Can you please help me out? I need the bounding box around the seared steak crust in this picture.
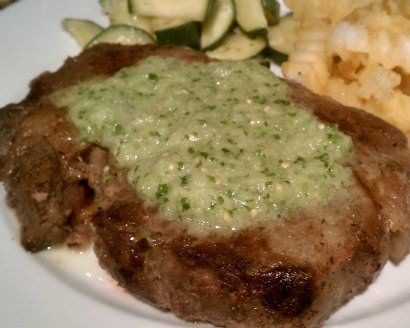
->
[0,44,409,327]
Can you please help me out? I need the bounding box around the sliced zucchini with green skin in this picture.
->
[267,14,299,55]
[85,24,155,49]
[201,0,235,51]
[150,17,191,32]
[264,48,288,65]
[62,18,103,47]
[100,0,152,33]
[234,0,267,38]
[261,0,280,25]
[131,0,215,22]
[155,22,200,49]
[206,28,266,60]
[100,0,130,23]
[99,0,114,12]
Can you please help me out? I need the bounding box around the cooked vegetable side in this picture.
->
[206,27,267,60]
[100,0,152,32]
[267,14,298,55]
[200,0,235,50]
[129,0,215,21]
[62,18,103,47]
[85,24,155,48]
[155,21,200,48]
[62,0,281,59]
[234,0,268,37]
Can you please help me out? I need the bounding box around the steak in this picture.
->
[0,44,409,327]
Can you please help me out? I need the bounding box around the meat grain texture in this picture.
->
[0,44,409,327]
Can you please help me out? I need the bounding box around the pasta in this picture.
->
[282,0,410,134]
[282,19,331,93]
[285,0,376,24]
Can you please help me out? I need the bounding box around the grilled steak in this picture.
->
[0,44,409,327]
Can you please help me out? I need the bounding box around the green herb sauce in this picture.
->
[52,57,353,232]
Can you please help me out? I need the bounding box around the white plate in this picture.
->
[0,1,409,327]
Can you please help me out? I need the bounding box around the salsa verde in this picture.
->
[52,57,353,232]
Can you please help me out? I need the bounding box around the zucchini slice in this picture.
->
[100,0,130,23]
[99,0,113,12]
[155,21,200,49]
[100,0,152,33]
[150,17,190,31]
[130,0,215,22]
[265,48,288,65]
[206,28,266,60]
[201,0,235,50]
[234,0,267,38]
[85,24,155,49]
[62,18,103,47]
[267,14,299,55]
[261,0,280,25]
